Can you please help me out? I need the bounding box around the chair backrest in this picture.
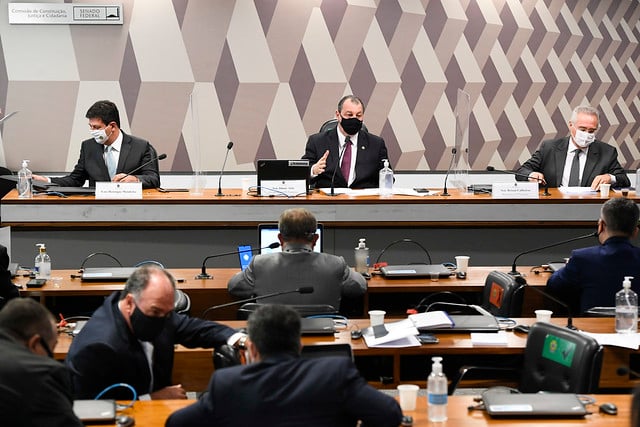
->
[237,303,337,320]
[519,322,603,393]
[481,271,525,317]
[318,118,368,133]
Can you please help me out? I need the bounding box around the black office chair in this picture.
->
[237,303,337,320]
[134,260,191,315]
[318,118,368,133]
[481,270,525,317]
[449,321,603,394]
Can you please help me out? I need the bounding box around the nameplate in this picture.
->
[260,179,307,197]
[492,182,539,199]
[9,3,123,25]
[95,182,142,199]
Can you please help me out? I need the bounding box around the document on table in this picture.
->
[580,331,640,350]
[558,187,598,195]
[362,319,421,348]
[470,331,509,346]
[408,311,453,329]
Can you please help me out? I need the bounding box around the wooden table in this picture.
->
[88,394,632,427]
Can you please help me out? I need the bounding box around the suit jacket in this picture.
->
[0,244,18,306]
[546,236,640,313]
[516,137,630,188]
[303,128,388,189]
[0,331,83,427]
[165,354,403,427]
[66,292,236,399]
[227,248,367,310]
[51,132,160,188]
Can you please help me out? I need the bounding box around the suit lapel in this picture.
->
[582,143,600,186]
[91,141,111,180]
[553,138,569,186]
[353,131,369,182]
[117,132,132,174]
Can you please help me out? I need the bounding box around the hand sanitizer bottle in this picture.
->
[354,238,369,274]
[428,356,448,422]
[35,243,51,279]
[17,160,33,199]
[615,276,637,333]
[379,159,393,197]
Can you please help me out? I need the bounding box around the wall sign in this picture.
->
[8,3,123,25]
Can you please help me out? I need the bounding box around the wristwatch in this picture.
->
[236,335,248,350]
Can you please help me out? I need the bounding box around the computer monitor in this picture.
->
[258,223,323,254]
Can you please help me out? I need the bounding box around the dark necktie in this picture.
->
[340,137,352,184]
[568,149,581,186]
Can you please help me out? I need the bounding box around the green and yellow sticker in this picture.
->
[541,334,576,367]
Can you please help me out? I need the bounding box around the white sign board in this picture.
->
[492,182,539,199]
[9,3,123,25]
[260,179,307,197]
[95,182,142,199]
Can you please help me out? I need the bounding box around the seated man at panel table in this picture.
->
[66,265,246,400]
[303,94,389,189]
[0,298,83,427]
[165,304,402,427]
[516,105,630,189]
[32,100,160,189]
[547,197,640,314]
[0,244,19,308]
[227,208,366,311]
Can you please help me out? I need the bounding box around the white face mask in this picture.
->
[573,129,595,148]
[90,128,108,144]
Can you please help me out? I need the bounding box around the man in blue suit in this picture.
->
[165,304,402,427]
[547,197,640,313]
[33,100,160,188]
[303,95,389,189]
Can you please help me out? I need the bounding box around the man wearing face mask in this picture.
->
[0,298,84,426]
[32,100,160,188]
[516,105,630,189]
[303,95,389,189]
[66,265,245,400]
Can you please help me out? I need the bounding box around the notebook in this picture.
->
[482,390,588,418]
[300,317,336,335]
[72,399,116,423]
[81,267,136,281]
[256,159,310,196]
[380,264,452,278]
[258,223,323,253]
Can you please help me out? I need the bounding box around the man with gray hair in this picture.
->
[516,105,629,189]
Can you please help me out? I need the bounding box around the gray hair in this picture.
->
[570,105,599,124]
[120,265,176,301]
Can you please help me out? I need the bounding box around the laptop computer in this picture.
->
[548,262,566,272]
[418,314,500,333]
[256,159,310,196]
[72,399,116,423]
[380,264,452,278]
[0,175,96,195]
[482,390,588,418]
[81,267,137,281]
[258,223,323,253]
[300,317,336,335]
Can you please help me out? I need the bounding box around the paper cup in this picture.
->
[535,309,553,323]
[455,255,470,273]
[241,177,252,194]
[599,183,610,197]
[397,384,419,411]
[368,310,386,326]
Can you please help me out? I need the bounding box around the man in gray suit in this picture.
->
[228,208,366,311]
[516,105,629,189]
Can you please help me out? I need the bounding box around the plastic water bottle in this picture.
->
[615,276,637,333]
[379,159,393,197]
[428,356,448,422]
[34,243,51,279]
[17,159,33,199]
[354,238,369,274]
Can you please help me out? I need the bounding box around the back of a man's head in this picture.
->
[247,304,301,358]
[278,208,317,243]
[601,197,639,236]
[0,298,55,343]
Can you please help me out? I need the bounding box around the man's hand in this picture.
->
[528,172,546,185]
[150,384,187,400]
[31,174,48,182]
[590,174,611,190]
[113,173,139,183]
[311,150,329,176]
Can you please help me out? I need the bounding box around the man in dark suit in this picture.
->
[516,105,629,189]
[0,298,83,427]
[547,197,640,313]
[0,244,19,308]
[303,95,389,189]
[165,304,403,427]
[228,208,366,311]
[66,265,245,400]
[33,100,160,188]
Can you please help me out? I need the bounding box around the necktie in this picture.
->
[340,137,352,184]
[568,149,581,186]
[105,145,116,179]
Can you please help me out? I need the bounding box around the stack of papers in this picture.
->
[580,332,640,350]
[470,331,508,346]
[362,319,421,348]
[408,311,453,329]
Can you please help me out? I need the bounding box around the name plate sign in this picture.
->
[492,182,539,199]
[260,179,307,197]
[9,3,123,25]
[95,182,142,199]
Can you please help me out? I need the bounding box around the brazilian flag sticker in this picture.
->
[541,334,576,367]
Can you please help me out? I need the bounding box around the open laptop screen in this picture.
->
[258,223,323,254]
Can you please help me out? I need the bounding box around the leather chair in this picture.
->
[134,260,191,315]
[318,118,368,133]
[237,303,337,320]
[481,270,525,317]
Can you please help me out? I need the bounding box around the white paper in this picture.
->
[362,319,420,347]
[471,331,508,346]
[580,331,640,350]
[95,182,142,199]
[558,187,598,195]
[392,187,439,197]
[408,311,453,329]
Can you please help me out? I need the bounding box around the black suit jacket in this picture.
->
[165,354,402,427]
[66,292,236,399]
[51,132,160,188]
[516,137,630,187]
[0,244,18,306]
[303,128,388,189]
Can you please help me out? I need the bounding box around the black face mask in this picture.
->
[40,338,54,358]
[130,305,168,342]
[339,116,363,135]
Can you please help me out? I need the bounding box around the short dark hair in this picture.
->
[247,304,301,358]
[0,298,56,344]
[601,197,639,236]
[86,100,121,128]
[278,208,317,243]
[337,95,365,113]
[120,265,176,301]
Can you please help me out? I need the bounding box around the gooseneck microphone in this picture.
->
[509,231,597,276]
[442,147,457,196]
[216,141,234,197]
[119,153,167,181]
[617,366,640,378]
[196,242,280,279]
[486,166,550,196]
[202,286,314,318]
[517,276,576,330]
[329,143,349,197]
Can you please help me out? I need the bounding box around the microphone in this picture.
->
[617,366,640,378]
[509,231,597,276]
[119,153,167,181]
[0,111,18,124]
[202,286,314,318]
[442,147,457,197]
[216,141,234,197]
[486,166,550,196]
[196,242,280,279]
[518,276,576,330]
[329,143,349,197]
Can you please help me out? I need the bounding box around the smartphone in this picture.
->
[238,245,253,271]
[26,278,47,288]
[413,188,431,194]
[417,333,439,344]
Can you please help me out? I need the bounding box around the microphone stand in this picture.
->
[519,276,577,330]
[329,142,349,197]
[486,166,550,196]
[442,147,457,196]
[201,286,314,318]
[196,242,279,279]
[119,153,167,181]
[216,141,234,197]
